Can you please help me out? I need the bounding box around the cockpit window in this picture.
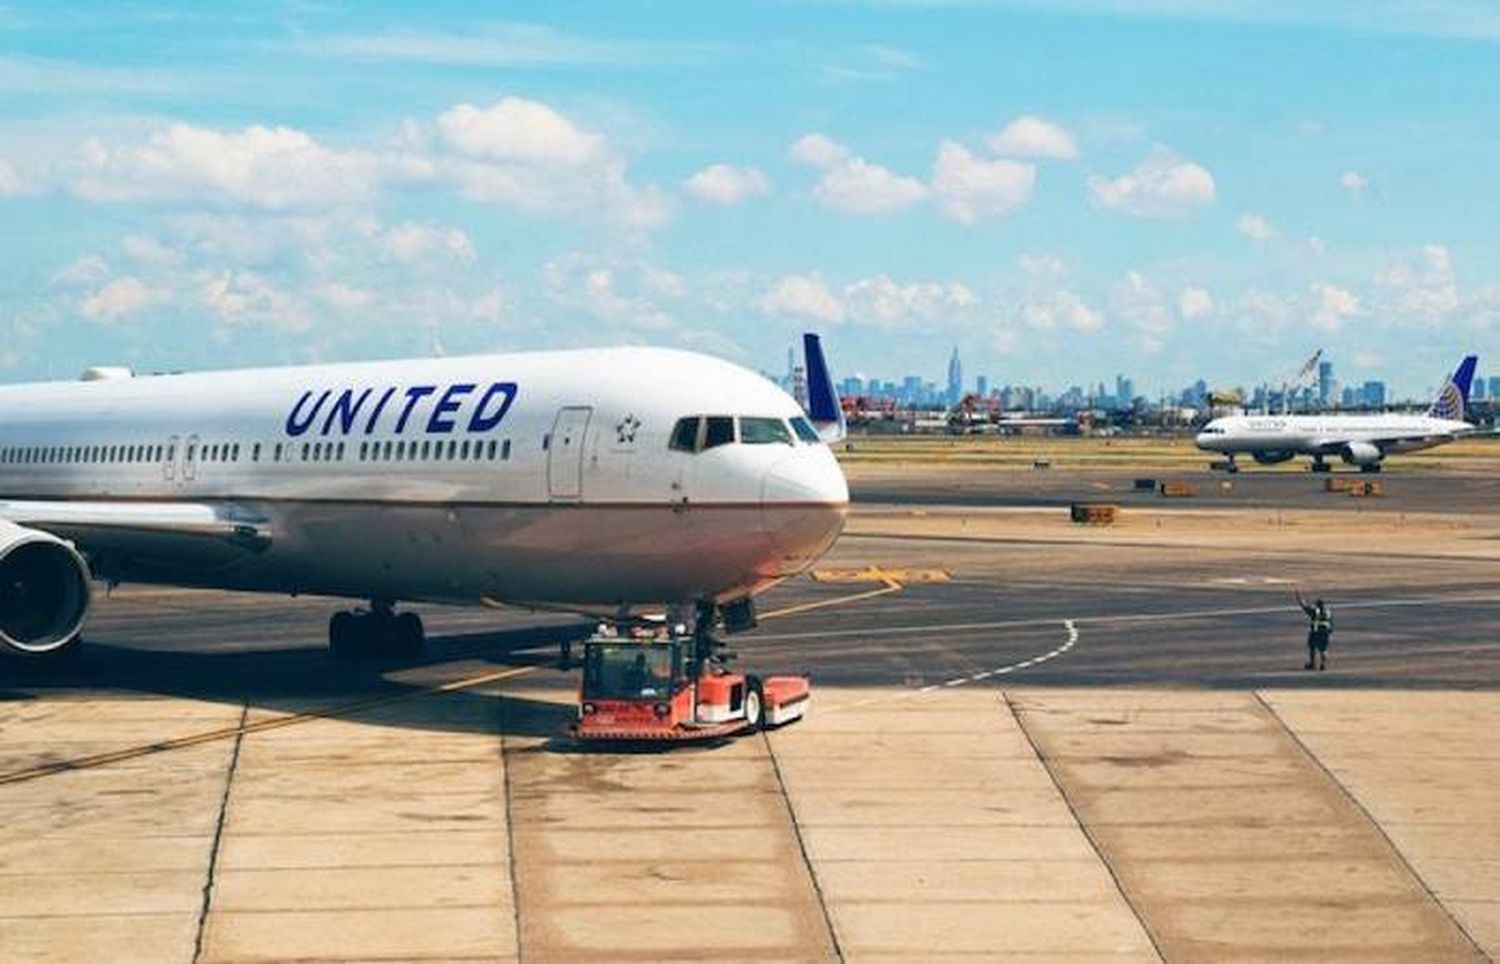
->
[703,416,735,450]
[790,416,822,444]
[669,417,700,453]
[740,417,792,445]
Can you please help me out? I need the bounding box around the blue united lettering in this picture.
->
[284,381,518,437]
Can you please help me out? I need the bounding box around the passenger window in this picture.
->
[703,416,735,450]
[669,417,700,453]
[337,442,345,460]
[741,417,792,445]
[460,440,470,459]
[487,439,497,459]
[502,439,511,460]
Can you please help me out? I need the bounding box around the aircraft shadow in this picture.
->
[0,622,595,742]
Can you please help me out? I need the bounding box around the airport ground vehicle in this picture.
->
[569,633,810,742]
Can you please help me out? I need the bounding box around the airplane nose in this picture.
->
[761,449,849,570]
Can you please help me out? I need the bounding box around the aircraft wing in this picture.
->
[0,499,272,560]
[1309,432,1454,456]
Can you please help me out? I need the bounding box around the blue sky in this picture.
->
[2,2,1498,399]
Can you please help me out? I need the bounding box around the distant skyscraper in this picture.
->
[1489,376,1500,400]
[1362,381,1387,408]
[1474,375,1487,400]
[1317,361,1334,407]
[1116,375,1134,406]
[946,346,962,405]
[976,375,989,398]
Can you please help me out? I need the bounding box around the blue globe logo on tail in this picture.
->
[1427,355,1478,422]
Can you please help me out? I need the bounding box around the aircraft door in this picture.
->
[183,434,199,481]
[547,406,592,501]
[163,435,179,482]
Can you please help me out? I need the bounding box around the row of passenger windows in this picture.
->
[0,438,512,467]
[668,415,822,454]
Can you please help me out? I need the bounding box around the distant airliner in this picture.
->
[0,335,849,659]
[1195,355,1478,473]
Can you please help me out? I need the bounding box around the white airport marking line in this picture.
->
[754,591,1500,644]
[827,619,1079,712]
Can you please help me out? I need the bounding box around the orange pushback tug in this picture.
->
[568,632,810,742]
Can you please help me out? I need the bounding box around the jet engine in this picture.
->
[0,520,91,656]
[1251,450,1296,465]
[1340,441,1383,466]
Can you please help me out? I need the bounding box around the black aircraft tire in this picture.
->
[329,612,358,658]
[393,612,425,656]
[743,678,765,733]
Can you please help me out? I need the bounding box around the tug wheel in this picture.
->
[743,678,764,732]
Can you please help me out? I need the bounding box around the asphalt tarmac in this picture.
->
[851,465,1500,514]
[4,479,1500,961]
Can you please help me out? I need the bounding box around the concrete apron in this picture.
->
[1009,688,1487,963]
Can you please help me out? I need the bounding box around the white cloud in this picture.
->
[121,234,183,267]
[81,276,164,321]
[0,157,22,195]
[761,274,846,323]
[544,255,677,331]
[1339,170,1368,194]
[930,141,1035,223]
[813,156,927,215]
[315,282,376,311]
[1022,289,1102,332]
[788,133,851,169]
[199,270,307,331]
[844,275,976,327]
[51,254,110,287]
[435,97,602,166]
[1111,271,1173,351]
[71,124,378,209]
[1309,281,1360,332]
[1018,252,1066,278]
[1237,213,1276,242]
[1089,148,1215,218]
[683,164,770,205]
[375,221,476,264]
[985,115,1079,160]
[1375,244,1459,323]
[429,111,670,229]
[1179,286,1214,319]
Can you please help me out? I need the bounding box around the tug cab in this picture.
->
[569,633,809,742]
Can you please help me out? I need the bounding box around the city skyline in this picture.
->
[800,341,1424,411]
[0,3,1498,396]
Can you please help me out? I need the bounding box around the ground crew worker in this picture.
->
[1293,587,1332,671]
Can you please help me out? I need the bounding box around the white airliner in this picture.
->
[1195,355,1478,473]
[0,335,849,659]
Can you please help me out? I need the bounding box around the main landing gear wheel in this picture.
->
[328,607,426,659]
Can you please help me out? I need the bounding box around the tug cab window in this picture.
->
[740,417,792,445]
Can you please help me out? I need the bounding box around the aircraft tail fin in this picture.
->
[1427,354,1478,421]
[802,332,846,442]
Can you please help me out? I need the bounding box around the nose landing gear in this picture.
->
[329,600,425,658]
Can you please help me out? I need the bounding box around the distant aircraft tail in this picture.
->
[802,332,846,442]
[1426,354,1478,421]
